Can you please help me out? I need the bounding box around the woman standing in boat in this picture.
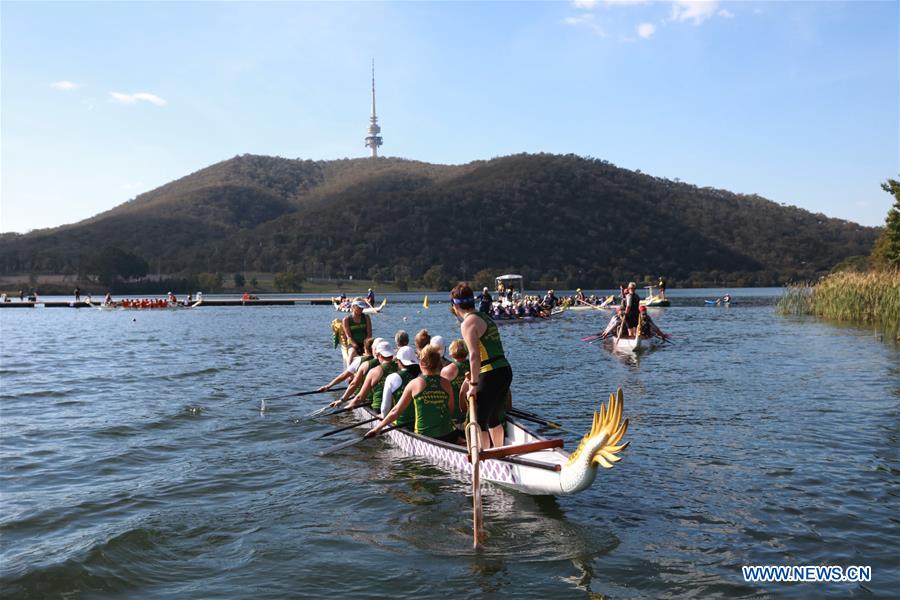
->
[366,345,460,443]
[342,300,372,362]
[622,282,641,337]
[450,283,512,449]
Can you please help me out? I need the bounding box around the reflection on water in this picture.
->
[1,292,898,598]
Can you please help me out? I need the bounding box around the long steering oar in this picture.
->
[317,424,399,456]
[301,417,378,442]
[507,408,579,436]
[466,393,485,549]
[260,386,348,404]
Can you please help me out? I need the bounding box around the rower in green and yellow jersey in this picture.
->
[330,337,384,406]
[451,282,513,450]
[320,336,375,394]
[342,299,372,361]
[367,345,462,444]
[345,342,395,410]
[440,339,470,424]
[380,345,420,425]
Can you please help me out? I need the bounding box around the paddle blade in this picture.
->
[317,434,367,456]
[301,417,378,443]
[317,423,397,456]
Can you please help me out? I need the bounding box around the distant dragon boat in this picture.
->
[567,295,615,312]
[86,298,199,310]
[640,285,670,307]
[611,334,656,353]
[611,312,663,353]
[490,274,566,324]
[492,305,566,325]
[332,298,387,314]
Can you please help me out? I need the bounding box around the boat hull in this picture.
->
[492,307,565,325]
[613,335,644,353]
[567,305,611,312]
[350,406,585,496]
[640,299,670,307]
[333,300,384,314]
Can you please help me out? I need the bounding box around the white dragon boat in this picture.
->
[567,295,615,312]
[639,285,670,307]
[492,305,566,325]
[86,299,198,311]
[348,389,628,496]
[612,334,646,353]
[332,298,386,314]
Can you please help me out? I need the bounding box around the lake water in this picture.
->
[1,289,897,598]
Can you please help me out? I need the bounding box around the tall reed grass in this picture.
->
[777,270,900,341]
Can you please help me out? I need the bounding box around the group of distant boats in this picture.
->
[327,276,742,357]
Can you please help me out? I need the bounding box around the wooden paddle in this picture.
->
[317,424,399,456]
[576,298,605,312]
[301,417,378,442]
[296,401,371,422]
[259,386,348,404]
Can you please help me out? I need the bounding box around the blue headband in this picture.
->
[451,297,475,306]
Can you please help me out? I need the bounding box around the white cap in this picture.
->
[396,346,418,366]
[354,300,368,308]
[375,341,395,358]
[372,337,385,348]
[430,335,445,355]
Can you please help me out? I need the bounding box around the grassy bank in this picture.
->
[777,270,900,341]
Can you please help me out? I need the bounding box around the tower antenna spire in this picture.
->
[364,59,383,159]
[371,59,376,117]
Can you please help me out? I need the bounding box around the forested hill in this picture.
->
[0,153,880,287]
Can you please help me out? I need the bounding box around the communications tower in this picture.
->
[364,60,383,159]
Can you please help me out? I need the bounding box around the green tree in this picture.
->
[367,265,391,284]
[871,178,900,269]
[392,264,411,291]
[274,268,304,292]
[87,247,149,286]
[198,272,224,291]
[233,272,246,288]
[472,269,495,290]
[831,255,870,273]
[422,265,451,291]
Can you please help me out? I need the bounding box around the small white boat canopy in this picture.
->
[496,274,523,282]
[495,274,524,293]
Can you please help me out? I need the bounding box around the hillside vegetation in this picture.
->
[0,153,879,288]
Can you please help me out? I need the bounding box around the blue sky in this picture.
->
[1,1,897,233]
